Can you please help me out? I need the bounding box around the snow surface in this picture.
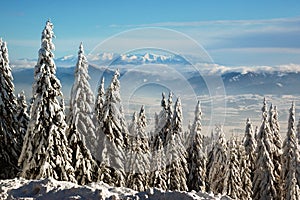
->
[0,178,231,200]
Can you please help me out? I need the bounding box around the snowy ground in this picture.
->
[0,178,231,200]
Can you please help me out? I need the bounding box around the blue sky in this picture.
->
[1,0,300,66]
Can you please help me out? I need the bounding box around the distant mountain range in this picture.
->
[11,52,300,99]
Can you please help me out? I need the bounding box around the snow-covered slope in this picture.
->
[0,178,230,200]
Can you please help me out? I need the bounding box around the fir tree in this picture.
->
[165,97,188,191]
[18,20,76,182]
[239,144,252,200]
[297,117,300,145]
[187,101,206,192]
[222,139,242,199]
[94,76,105,160]
[67,43,96,155]
[98,136,113,184]
[95,77,105,123]
[153,92,172,150]
[165,92,173,143]
[99,69,128,187]
[252,137,277,199]
[243,118,256,179]
[150,137,167,190]
[67,124,99,185]
[166,133,188,191]
[252,98,277,199]
[205,135,215,192]
[0,39,22,179]
[66,43,99,185]
[16,91,30,140]
[281,102,300,200]
[126,106,151,191]
[208,125,227,195]
[269,104,282,194]
[128,112,138,137]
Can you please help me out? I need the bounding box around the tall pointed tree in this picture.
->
[16,91,30,140]
[243,118,256,179]
[126,106,151,191]
[150,136,167,190]
[67,124,99,185]
[208,125,227,194]
[187,101,206,192]
[269,104,282,193]
[0,39,22,179]
[98,136,113,184]
[94,76,105,160]
[166,133,188,191]
[95,77,105,123]
[18,20,76,182]
[67,42,96,156]
[166,97,188,191]
[222,139,242,199]
[153,92,173,150]
[252,98,277,199]
[239,143,253,200]
[252,137,277,199]
[99,69,128,187]
[165,92,173,143]
[281,102,300,199]
[296,118,300,145]
[66,43,99,185]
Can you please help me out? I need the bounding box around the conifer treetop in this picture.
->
[288,102,295,133]
[194,100,202,121]
[262,97,268,121]
[41,20,55,50]
[161,92,167,109]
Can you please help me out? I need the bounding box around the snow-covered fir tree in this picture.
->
[166,133,188,191]
[95,77,105,123]
[67,43,96,156]
[18,20,76,182]
[165,92,174,143]
[98,69,128,187]
[64,43,99,184]
[0,39,22,179]
[287,171,300,200]
[205,134,215,192]
[128,112,138,138]
[150,136,167,190]
[269,104,282,193]
[126,106,151,191]
[98,136,113,184]
[281,102,300,200]
[66,43,99,185]
[207,125,227,195]
[252,98,277,199]
[297,117,300,145]
[239,143,253,200]
[187,101,206,192]
[165,97,188,191]
[94,76,105,160]
[16,91,30,140]
[252,137,277,199]
[153,92,172,150]
[243,118,256,179]
[67,124,99,185]
[222,139,242,199]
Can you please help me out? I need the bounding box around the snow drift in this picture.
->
[0,178,231,200]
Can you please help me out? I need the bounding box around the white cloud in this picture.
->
[11,59,36,69]
[193,62,300,75]
[108,17,300,28]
